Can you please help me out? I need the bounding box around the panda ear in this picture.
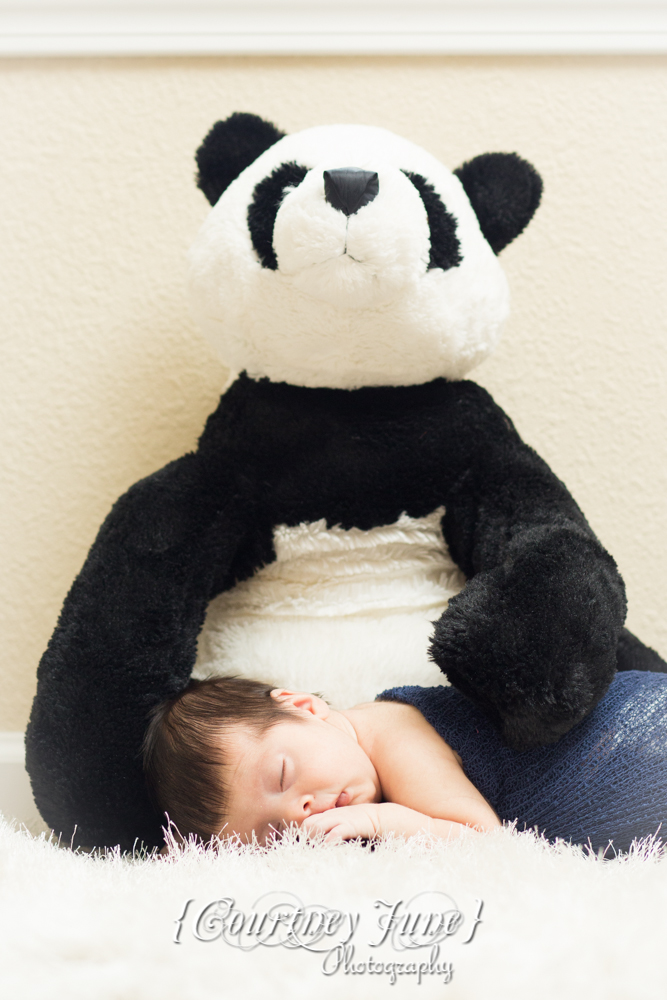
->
[195,112,286,205]
[453,152,543,254]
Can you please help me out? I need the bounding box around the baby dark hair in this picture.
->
[142,675,305,843]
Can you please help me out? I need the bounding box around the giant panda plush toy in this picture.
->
[26,113,665,852]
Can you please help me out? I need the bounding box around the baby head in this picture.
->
[142,676,381,845]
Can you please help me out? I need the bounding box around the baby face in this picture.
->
[221,691,381,845]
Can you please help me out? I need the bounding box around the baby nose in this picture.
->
[299,794,330,818]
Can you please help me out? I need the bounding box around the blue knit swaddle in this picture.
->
[377,670,667,852]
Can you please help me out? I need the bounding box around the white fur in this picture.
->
[188,124,509,389]
[194,508,465,705]
[3,814,666,998]
[274,165,429,309]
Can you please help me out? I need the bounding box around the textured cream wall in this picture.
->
[2,55,666,731]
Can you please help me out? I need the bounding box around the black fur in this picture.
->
[616,628,667,673]
[402,171,462,271]
[196,113,285,206]
[454,152,543,254]
[248,162,310,269]
[27,373,645,851]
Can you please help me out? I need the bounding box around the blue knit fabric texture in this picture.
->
[377,670,667,852]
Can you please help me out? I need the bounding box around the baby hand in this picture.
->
[301,803,380,843]
[301,802,486,844]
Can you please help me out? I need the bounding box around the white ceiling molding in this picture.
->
[2,1,667,57]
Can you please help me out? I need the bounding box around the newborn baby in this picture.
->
[145,669,667,853]
[142,675,500,846]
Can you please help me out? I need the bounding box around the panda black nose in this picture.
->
[323,168,379,216]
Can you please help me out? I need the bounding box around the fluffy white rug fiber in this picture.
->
[1,814,666,1000]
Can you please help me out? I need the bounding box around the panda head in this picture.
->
[188,113,542,389]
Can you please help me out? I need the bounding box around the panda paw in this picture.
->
[429,556,622,750]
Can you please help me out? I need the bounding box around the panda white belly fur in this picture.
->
[194,506,464,707]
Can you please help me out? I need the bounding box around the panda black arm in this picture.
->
[616,628,667,674]
[25,451,253,851]
[430,384,627,750]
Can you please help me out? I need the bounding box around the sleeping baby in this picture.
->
[143,671,667,852]
[142,675,499,846]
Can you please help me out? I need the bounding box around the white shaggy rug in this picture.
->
[1,814,666,1000]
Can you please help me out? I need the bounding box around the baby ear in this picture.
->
[453,152,543,254]
[270,689,329,719]
[195,112,286,205]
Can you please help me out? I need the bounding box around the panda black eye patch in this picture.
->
[402,172,462,272]
[248,162,310,269]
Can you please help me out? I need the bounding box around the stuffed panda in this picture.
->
[25,113,665,852]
